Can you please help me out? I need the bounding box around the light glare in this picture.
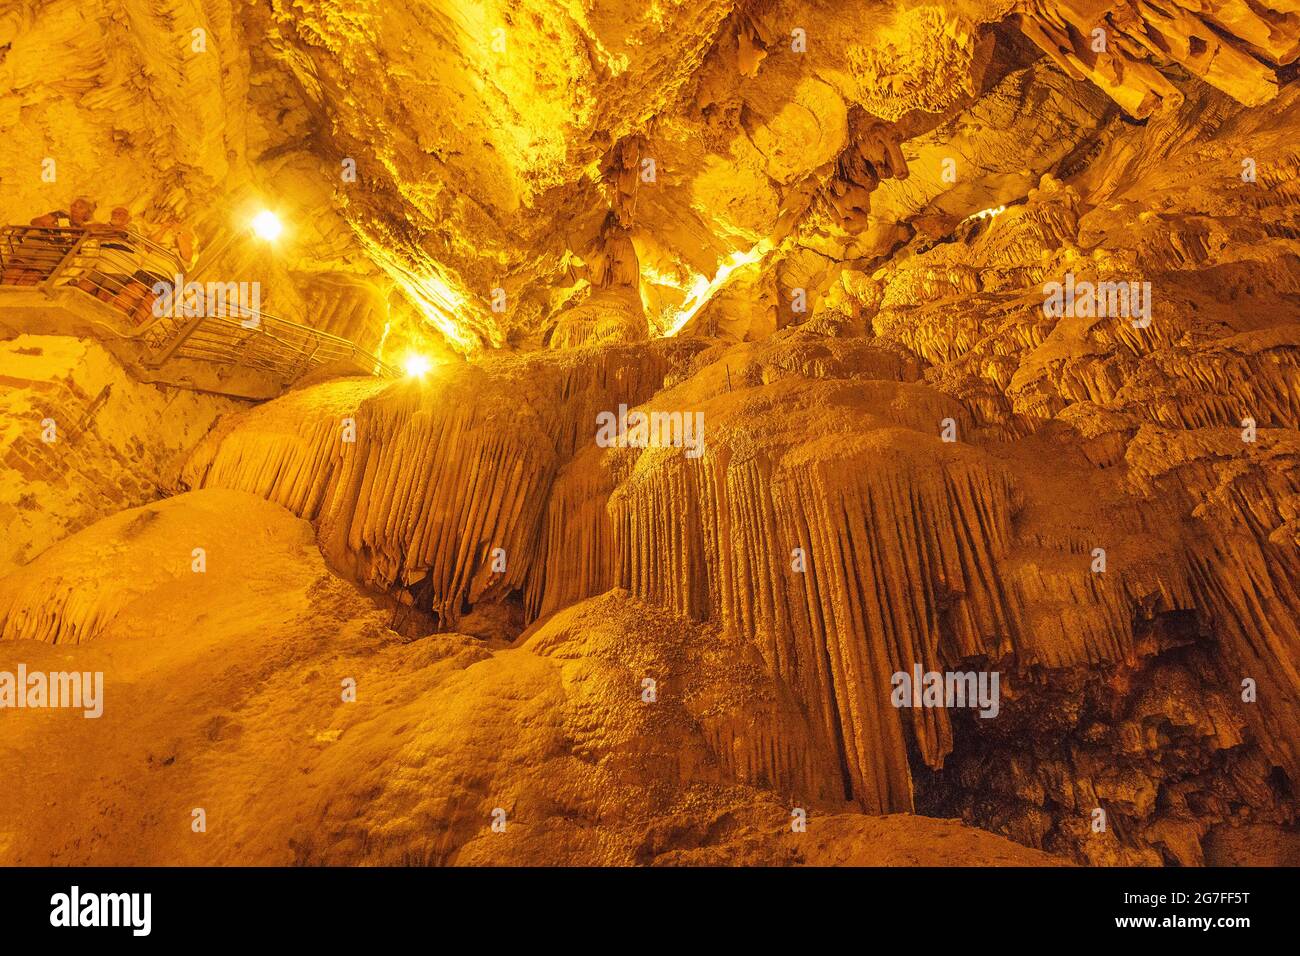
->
[251,210,283,241]
[403,353,432,379]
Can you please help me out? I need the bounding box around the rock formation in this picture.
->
[0,0,1298,867]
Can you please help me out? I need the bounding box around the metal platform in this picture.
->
[0,225,396,398]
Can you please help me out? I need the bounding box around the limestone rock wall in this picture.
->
[0,334,234,577]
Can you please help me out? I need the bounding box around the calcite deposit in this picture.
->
[0,0,1298,868]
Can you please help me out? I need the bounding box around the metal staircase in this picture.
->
[0,225,396,397]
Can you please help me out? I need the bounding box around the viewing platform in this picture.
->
[0,225,395,400]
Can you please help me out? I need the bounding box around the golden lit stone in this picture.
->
[0,0,1298,877]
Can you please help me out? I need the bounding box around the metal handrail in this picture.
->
[0,224,397,382]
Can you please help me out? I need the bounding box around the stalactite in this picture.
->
[180,345,699,628]
[1017,0,1298,116]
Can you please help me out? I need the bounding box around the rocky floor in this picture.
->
[0,489,1062,866]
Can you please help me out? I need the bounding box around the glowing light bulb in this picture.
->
[403,353,432,379]
[251,210,283,241]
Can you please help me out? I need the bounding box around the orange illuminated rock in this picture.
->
[0,0,1297,870]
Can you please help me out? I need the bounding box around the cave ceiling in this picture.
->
[1,0,1297,356]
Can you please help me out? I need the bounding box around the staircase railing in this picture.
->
[0,224,397,382]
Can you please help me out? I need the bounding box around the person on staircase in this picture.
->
[2,197,98,286]
[128,207,198,325]
[29,196,98,230]
[91,207,148,310]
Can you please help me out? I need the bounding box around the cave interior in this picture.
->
[0,0,1298,867]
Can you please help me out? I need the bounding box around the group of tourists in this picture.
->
[1,196,197,324]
